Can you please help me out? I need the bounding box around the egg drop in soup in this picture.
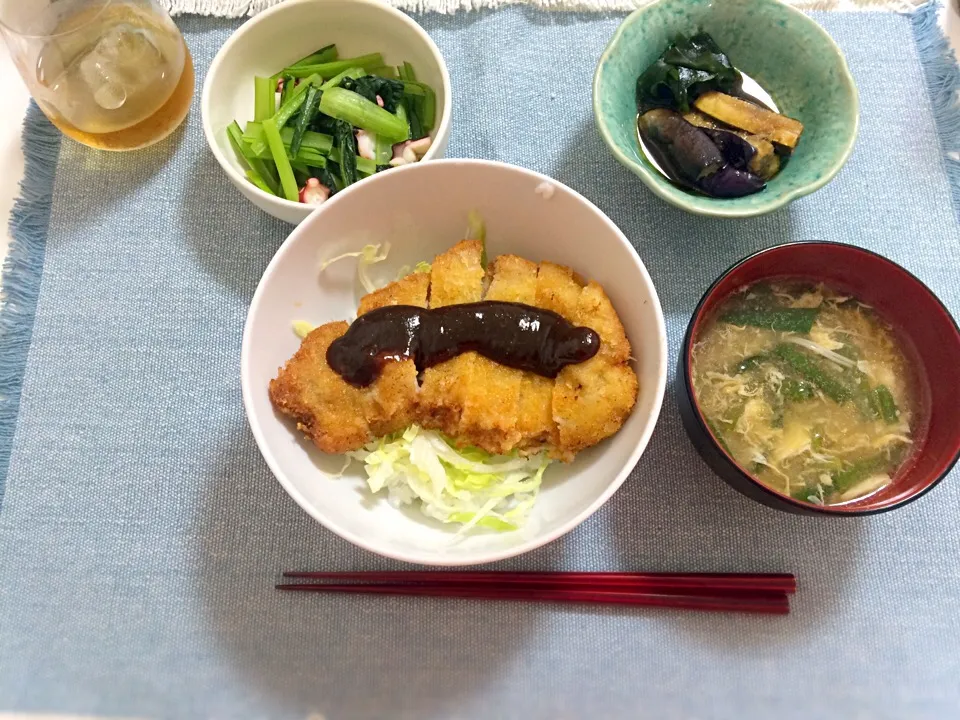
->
[691,281,918,506]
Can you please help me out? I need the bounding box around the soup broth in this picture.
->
[691,281,916,505]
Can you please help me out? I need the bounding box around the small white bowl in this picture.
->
[242,160,668,565]
[201,0,452,225]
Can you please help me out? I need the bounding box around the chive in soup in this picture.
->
[691,281,916,506]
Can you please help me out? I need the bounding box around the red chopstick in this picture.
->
[277,582,789,614]
[281,571,797,594]
[277,571,795,615]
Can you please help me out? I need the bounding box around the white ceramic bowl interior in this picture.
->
[201,0,452,225]
[242,160,668,565]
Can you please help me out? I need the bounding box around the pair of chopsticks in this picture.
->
[278,571,797,614]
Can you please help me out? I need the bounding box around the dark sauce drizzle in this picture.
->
[326,301,601,387]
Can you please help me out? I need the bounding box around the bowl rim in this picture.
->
[200,0,453,213]
[241,158,670,564]
[680,240,960,515]
[592,0,861,219]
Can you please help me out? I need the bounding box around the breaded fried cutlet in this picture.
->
[553,282,638,458]
[268,322,369,454]
[514,261,590,452]
[356,271,429,437]
[418,240,485,436]
[268,272,429,452]
[269,240,639,460]
[535,261,584,319]
[457,255,539,454]
[358,270,430,316]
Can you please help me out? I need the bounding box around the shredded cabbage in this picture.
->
[346,425,551,533]
[395,260,432,279]
[466,211,486,243]
[292,320,315,339]
[319,242,391,293]
[466,211,487,268]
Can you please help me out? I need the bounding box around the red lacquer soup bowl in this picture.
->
[677,242,960,516]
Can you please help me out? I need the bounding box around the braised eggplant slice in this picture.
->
[638,109,765,198]
[693,91,804,149]
[698,165,766,198]
[638,109,724,185]
[683,111,780,180]
[700,128,755,169]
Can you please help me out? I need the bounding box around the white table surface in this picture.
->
[0,6,958,274]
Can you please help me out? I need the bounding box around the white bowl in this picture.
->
[242,160,668,565]
[201,0,452,225]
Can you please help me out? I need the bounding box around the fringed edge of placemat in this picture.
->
[912,1,960,227]
[0,103,61,507]
[163,0,928,18]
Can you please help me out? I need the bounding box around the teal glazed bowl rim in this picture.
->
[593,0,860,218]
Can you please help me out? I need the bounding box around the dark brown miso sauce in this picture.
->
[326,301,601,387]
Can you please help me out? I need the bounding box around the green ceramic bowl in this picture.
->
[593,0,859,217]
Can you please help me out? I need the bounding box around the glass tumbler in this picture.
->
[0,0,195,150]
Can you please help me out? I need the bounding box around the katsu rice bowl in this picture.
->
[242,160,668,564]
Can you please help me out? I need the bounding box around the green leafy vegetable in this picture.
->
[278,74,294,107]
[369,65,398,79]
[288,44,338,69]
[226,121,279,195]
[284,53,384,79]
[290,85,321,157]
[404,97,424,140]
[873,385,899,424]
[420,84,437,134]
[341,75,405,113]
[245,169,273,194]
[399,61,417,82]
[335,120,359,188]
[309,112,340,135]
[290,161,311,186]
[782,378,816,402]
[243,122,333,154]
[327,147,376,177]
[262,117,299,202]
[313,164,341,196]
[272,74,320,130]
[734,354,768,374]
[254,75,276,121]
[319,87,409,142]
[830,455,888,494]
[395,102,410,139]
[636,32,743,113]
[720,307,818,334]
[319,67,365,92]
[320,160,342,192]
[373,133,393,164]
[706,418,733,454]
[772,344,853,404]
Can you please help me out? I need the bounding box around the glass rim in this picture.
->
[0,0,113,40]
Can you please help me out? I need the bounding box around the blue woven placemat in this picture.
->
[2,5,959,719]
